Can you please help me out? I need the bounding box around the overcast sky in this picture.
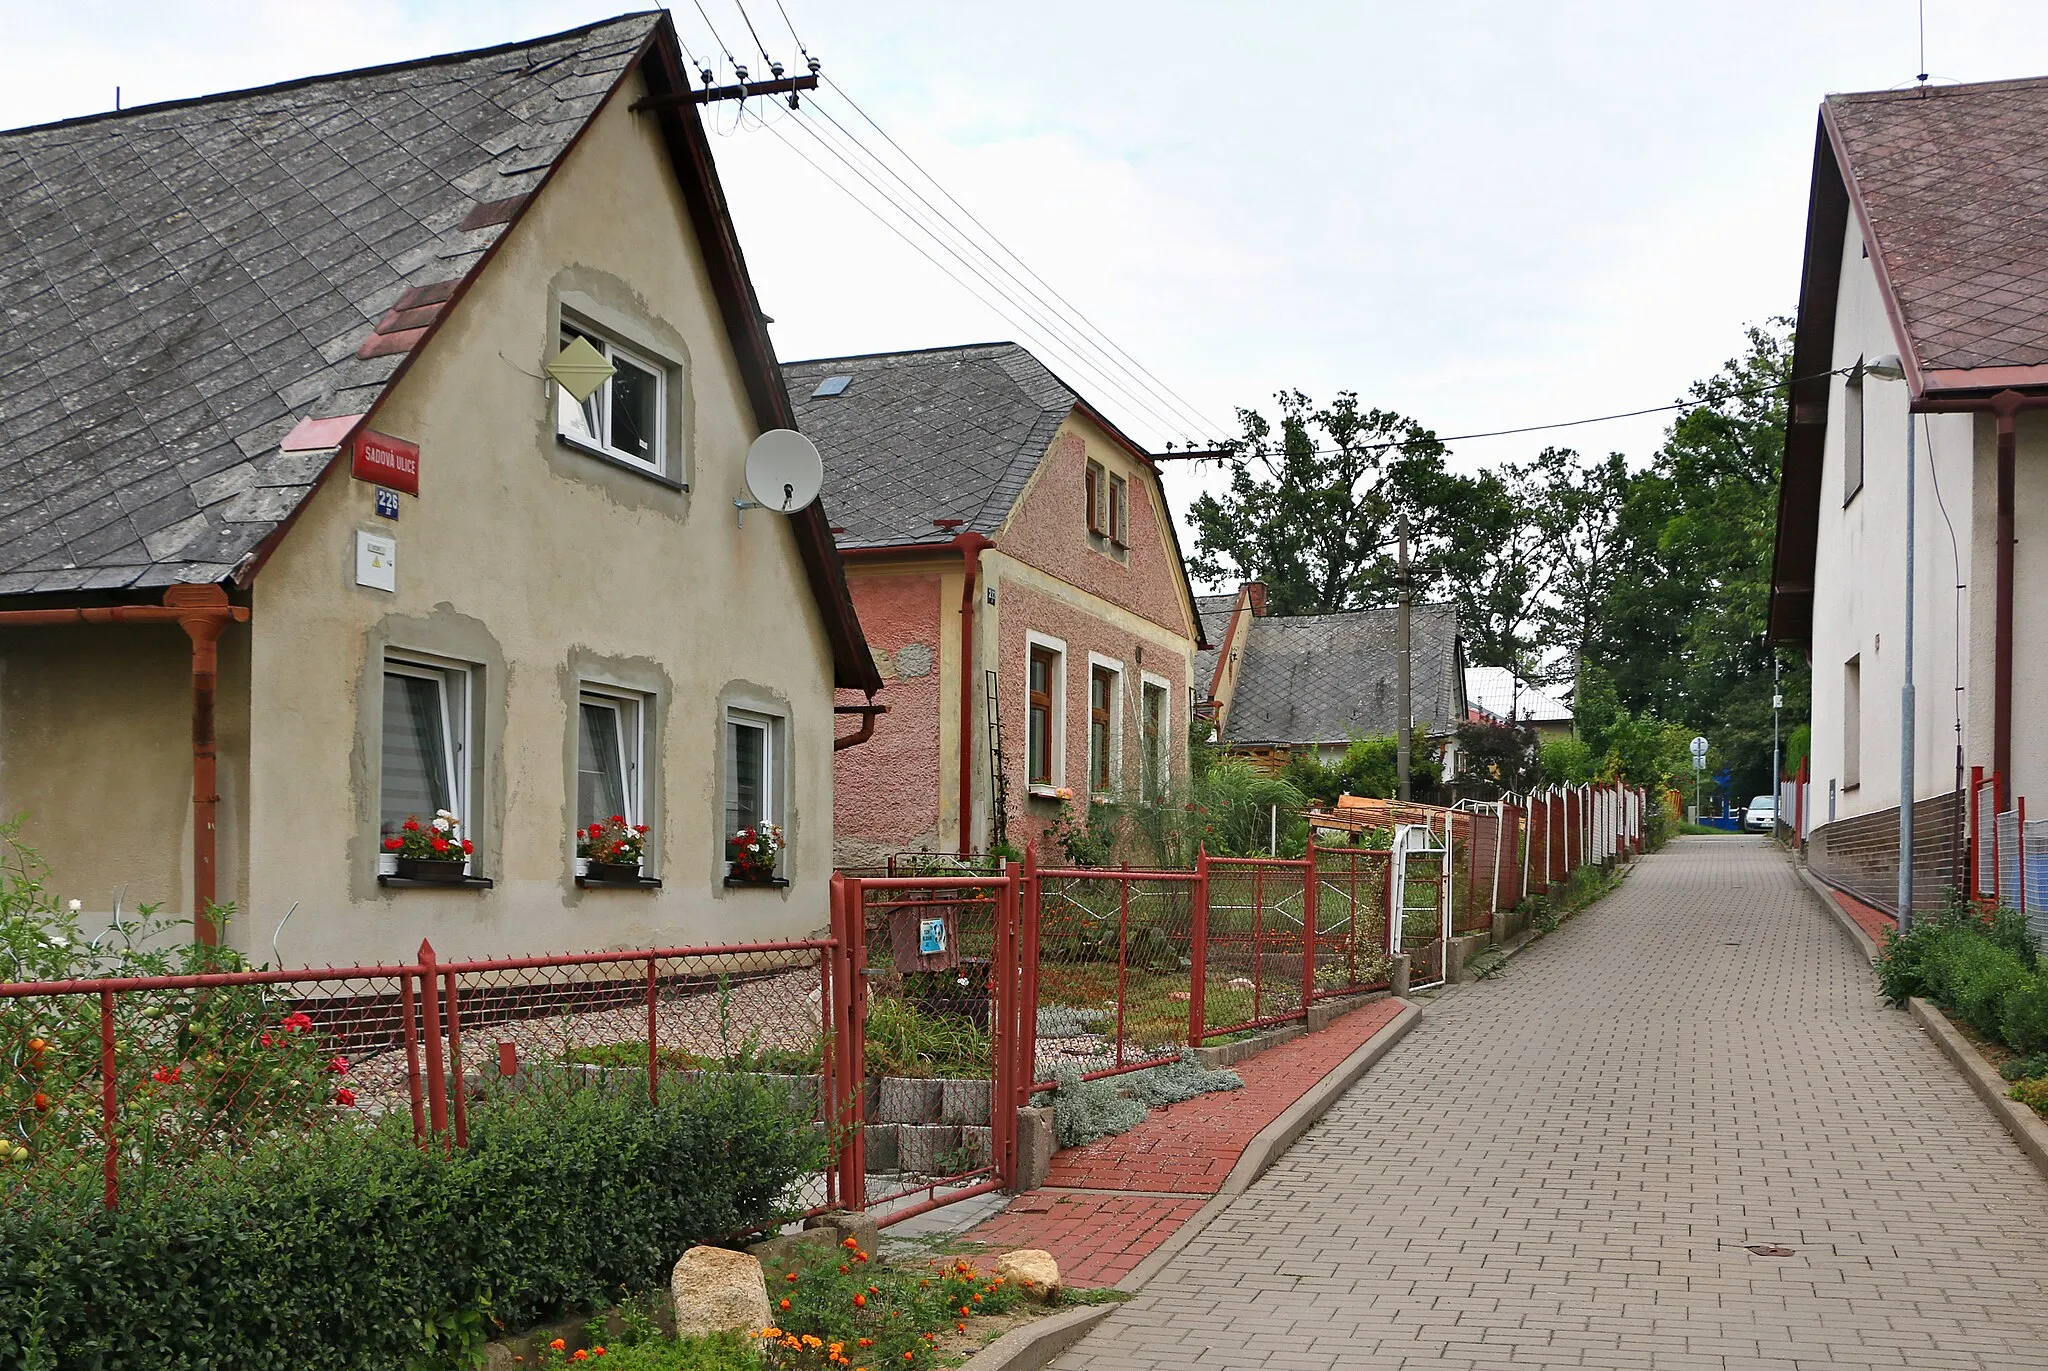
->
[9,2,2048,575]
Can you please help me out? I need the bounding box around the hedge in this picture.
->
[0,1072,824,1370]
[1875,905,2048,1054]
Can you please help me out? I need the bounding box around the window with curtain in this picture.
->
[556,323,666,474]
[576,693,640,828]
[380,661,464,839]
[725,711,775,835]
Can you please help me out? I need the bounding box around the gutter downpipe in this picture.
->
[1915,388,2044,794]
[0,585,248,943]
[833,700,887,751]
[954,533,993,854]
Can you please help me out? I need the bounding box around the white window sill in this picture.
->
[556,432,687,491]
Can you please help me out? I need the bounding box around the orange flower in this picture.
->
[842,1236,860,1249]
[956,1323,967,1333]
[786,1271,800,1282]
[853,1293,867,1308]
[571,1352,589,1363]
[840,1264,851,1274]
[550,1339,566,1352]
[593,1351,606,1359]
[779,1298,791,1311]
[858,1338,874,1348]
[759,1327,783,1339]
[971,1294,982,1304]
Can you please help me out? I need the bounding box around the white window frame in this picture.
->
[1025,632,1068,797]
[576,686,646,829]
[1086,653,1125,795]
[1140,671,1173,802]
[556,320,669,476]
[379,651,474,873]
[724,707,780,838]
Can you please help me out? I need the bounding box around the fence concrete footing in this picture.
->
[1012,1105,1056,1192]
[1390,953,1412,998]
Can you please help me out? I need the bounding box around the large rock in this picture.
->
[995,1248,1062,1302]
[803,1209,881,1259]
[671,1245,771,1339]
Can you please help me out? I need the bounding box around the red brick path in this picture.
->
[1830,887,1897,948]
[962,997,1405,1285]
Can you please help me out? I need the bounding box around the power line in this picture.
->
[771,109,1206,446]
[731,0,780,74]
[773,0,813,62]
[799,95,1223,446]
[789,98,1210,446]
[691,0,740,76]
[1167,364,1853,463]
[820,73,1232,442]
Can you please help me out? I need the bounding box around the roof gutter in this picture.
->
[0,586,248,944]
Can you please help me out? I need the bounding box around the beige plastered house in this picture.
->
[0,15,880,966]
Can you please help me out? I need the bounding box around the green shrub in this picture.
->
[2009,1077,2048,1118]
[0,1073,823,1370]
[1874,918,1949,1006]
[1118,1053,1242,1108]
[1937,936,2030,1038]
[2000,1051,2048,1082]
[2000,976,2048,1056]
[1033,1066,1147,1148]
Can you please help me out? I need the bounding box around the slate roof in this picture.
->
[783,343,1078,549]
[0,13,663,594]
[1464,666,1571,725]
[1828,78,2048,373]
[1222,603,1464,747]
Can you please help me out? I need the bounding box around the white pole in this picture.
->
[1899,412,1918,933]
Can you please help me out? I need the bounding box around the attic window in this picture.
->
[812,375,852,398]
[557,323,666,475]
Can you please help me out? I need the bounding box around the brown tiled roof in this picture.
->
[1830,78,2048,372]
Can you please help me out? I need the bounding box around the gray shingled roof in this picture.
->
[1222,603,1463,747]
[783,343,1078,549]
[1829,78,2048,373]
[0,13,661,594]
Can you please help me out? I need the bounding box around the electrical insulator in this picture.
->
[697,65,714,85]
[807,56,822,75]
[770,60,785,78]
[734,63,749,82]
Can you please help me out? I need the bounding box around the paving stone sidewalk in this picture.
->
[1052,837,2048,1369]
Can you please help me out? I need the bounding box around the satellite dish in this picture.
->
[743,429,824,513]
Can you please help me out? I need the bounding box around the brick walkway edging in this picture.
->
[1111,999,1422,1293]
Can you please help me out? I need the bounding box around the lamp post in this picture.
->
[1865,353,1914,931]
[1771,656,1782,837]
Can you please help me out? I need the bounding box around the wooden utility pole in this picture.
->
[1397,514,1412,803]
[631,73,820,112]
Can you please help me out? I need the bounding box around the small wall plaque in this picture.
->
[355,530,397,592]
[374,487,400,520]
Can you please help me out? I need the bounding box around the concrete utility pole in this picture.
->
[1397,514,1412,803]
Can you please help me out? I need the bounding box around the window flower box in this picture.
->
[726,823,784,884]
[576,815,649,881]
[383,810,474,883]
[584,860,642,883]
[394,857,469,883]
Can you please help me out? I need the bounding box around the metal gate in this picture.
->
[1388,818,1451,990]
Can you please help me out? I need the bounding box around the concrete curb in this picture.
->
[1792,861,1881,964]
[954,1302,1117,1371]
[1110,998,1424,1293]
[1908,997,2048,1190]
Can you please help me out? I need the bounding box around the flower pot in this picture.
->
[585,861,641,883]
[394,857,468,882]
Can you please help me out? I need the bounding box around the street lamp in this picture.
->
[1864,352,1914,931]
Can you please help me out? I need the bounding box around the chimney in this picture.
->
[1243,581,1267,616]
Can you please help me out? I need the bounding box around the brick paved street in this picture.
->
[1053,837,2048,1369]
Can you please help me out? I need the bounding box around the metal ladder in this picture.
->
[984,668,1010,852]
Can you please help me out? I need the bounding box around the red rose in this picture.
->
[431,837,450,853]
[334,1087,357,1107]
[383,837,403,851]
[328,1056,350,1074]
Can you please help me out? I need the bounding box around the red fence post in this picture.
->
[444,967,467,1149]
[1189,847,1209,1047]
[99,987,117,1210]
[842,877,868,1208]
[1970,765,1985,901]
[1114,875,1131,1070]
[994,867,1021,1188]
[1301,832,1319,1010]
[1018,846,1041,1106]
[419,940,448,1140]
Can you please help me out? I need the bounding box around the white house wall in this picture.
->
[1806,215,1976,824]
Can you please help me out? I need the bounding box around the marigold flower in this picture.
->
[786,1271,799,1282]
[853,1293,866,1308]
[759,1328,781,1339]
[549,1339,566,1351]
[571,1352,588,1362]
[802,1335,823,1349]
[843,1236,860,1249]
[858,1338,873,1348]
[956,1323,966,1333]
[592,1351,605,1359]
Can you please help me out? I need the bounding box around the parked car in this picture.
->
[1743,796,1777,833]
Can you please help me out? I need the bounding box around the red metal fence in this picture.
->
[10,790,1645,1230]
